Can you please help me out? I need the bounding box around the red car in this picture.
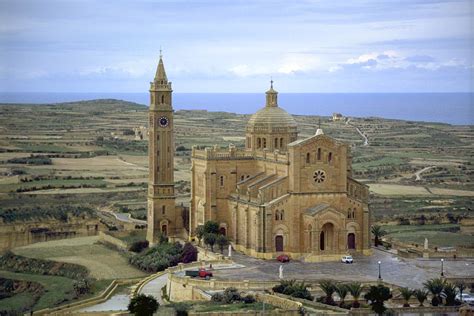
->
[277,254,290,263]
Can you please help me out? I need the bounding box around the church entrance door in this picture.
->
[275,235,283,252]
[348,233,356,250]
[161,224,168,236]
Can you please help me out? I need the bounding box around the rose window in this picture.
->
[313,170,326,183]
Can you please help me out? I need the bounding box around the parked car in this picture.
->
[456,293,474,305]
[277,254,290,263]
[185,268,213,279]
[341,255,354,263]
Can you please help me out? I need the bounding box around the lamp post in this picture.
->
[441,258,444,277]
[378,261,382,281]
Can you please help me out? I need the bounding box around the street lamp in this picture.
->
[441,259,444,277]
[378,261,382,281]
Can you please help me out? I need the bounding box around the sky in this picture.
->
[0,0,472,93]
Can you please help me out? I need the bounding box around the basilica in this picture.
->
[147,55,371,262]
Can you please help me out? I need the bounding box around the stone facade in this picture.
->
[146,55,184,244]
[190,83,371,261]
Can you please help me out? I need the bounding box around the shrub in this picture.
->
[204,221,219,234]
[172,302,191,316]
[129,240,149,253]
[128,294,159,316]
[242,294,256,304]
[180,242,198,263]
[424,278,445,306]
[73,278,91,296]
[399,287,414,307]
[222,287,241,303]
[443,283,458,306]
[273,280,313,301]
[216,235,229,254]
[129,242,183,273]
[347,282,364,308]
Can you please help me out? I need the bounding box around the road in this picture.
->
[414,166,435,181]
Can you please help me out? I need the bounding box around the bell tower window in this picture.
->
[161,95,165,103]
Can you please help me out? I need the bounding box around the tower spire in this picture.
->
[154,51,168,82]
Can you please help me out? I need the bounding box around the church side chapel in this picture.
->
[146,55,371,262]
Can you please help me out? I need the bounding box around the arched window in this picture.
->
[328,152,332,164]
[162,205,166,214]
[257,138,261,148]
[317,148,321,160]
[220,176,224,186]
[353,208,356,219]
[280,138,283,148]
[275,210,279,221]
[280,210,284,221]
[263,138,267,148]
[274,138,278,148]
[161,95,165,103]
[347,208,352,219]
[241,175,245,181]
[306,153,310,163]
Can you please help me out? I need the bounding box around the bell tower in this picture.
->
[146,52,179,244]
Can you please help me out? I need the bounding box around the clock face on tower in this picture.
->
[159,116,169,127]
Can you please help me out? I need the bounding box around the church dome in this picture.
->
[246,82,297,133]
[245,82,298,152]
[247,106,297,132]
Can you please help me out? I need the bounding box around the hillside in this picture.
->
[0,99,472,227]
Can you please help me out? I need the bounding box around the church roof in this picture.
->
[304,203,330,216]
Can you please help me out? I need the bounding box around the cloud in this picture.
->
[404,55,436,63]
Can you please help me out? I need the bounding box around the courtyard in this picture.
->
[211,248,473,289]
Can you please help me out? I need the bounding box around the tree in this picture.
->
[347,282,364,308]
[364,284,392,315]
[414,289,428,306]
[399,287,414,307]
[424,278,445,306]
[204,233,217,252]
[180,242,198,263]
[443,283,458,306]
[335,283,348,307]
[204,221,219,234]
[128,294,159,316]
[216,235,229,254]
[195,225,205,246]
[371,225,387,247]
[319,280,336,305]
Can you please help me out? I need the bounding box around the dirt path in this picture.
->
[116,156,148,171]
[346,119,369,146]
[414,166,435,181]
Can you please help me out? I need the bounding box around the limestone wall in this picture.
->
[0,217,103,251]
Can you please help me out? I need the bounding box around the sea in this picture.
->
[0,92,472,125]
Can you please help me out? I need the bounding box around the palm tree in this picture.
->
[364,284,392,316]
[424,278,445,306]
[347,282,364,308]
[371,225,387,247]
[319,280,336,305]
[335,283,349,307]
[443,283,458,306]
[414,289,429,306]
[399,287,414,307]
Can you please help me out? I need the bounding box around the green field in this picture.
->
[13,236,147,280]
[383,224,474,248]
[0,270,110,312]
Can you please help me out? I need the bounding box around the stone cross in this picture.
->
[279,265,283,279]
